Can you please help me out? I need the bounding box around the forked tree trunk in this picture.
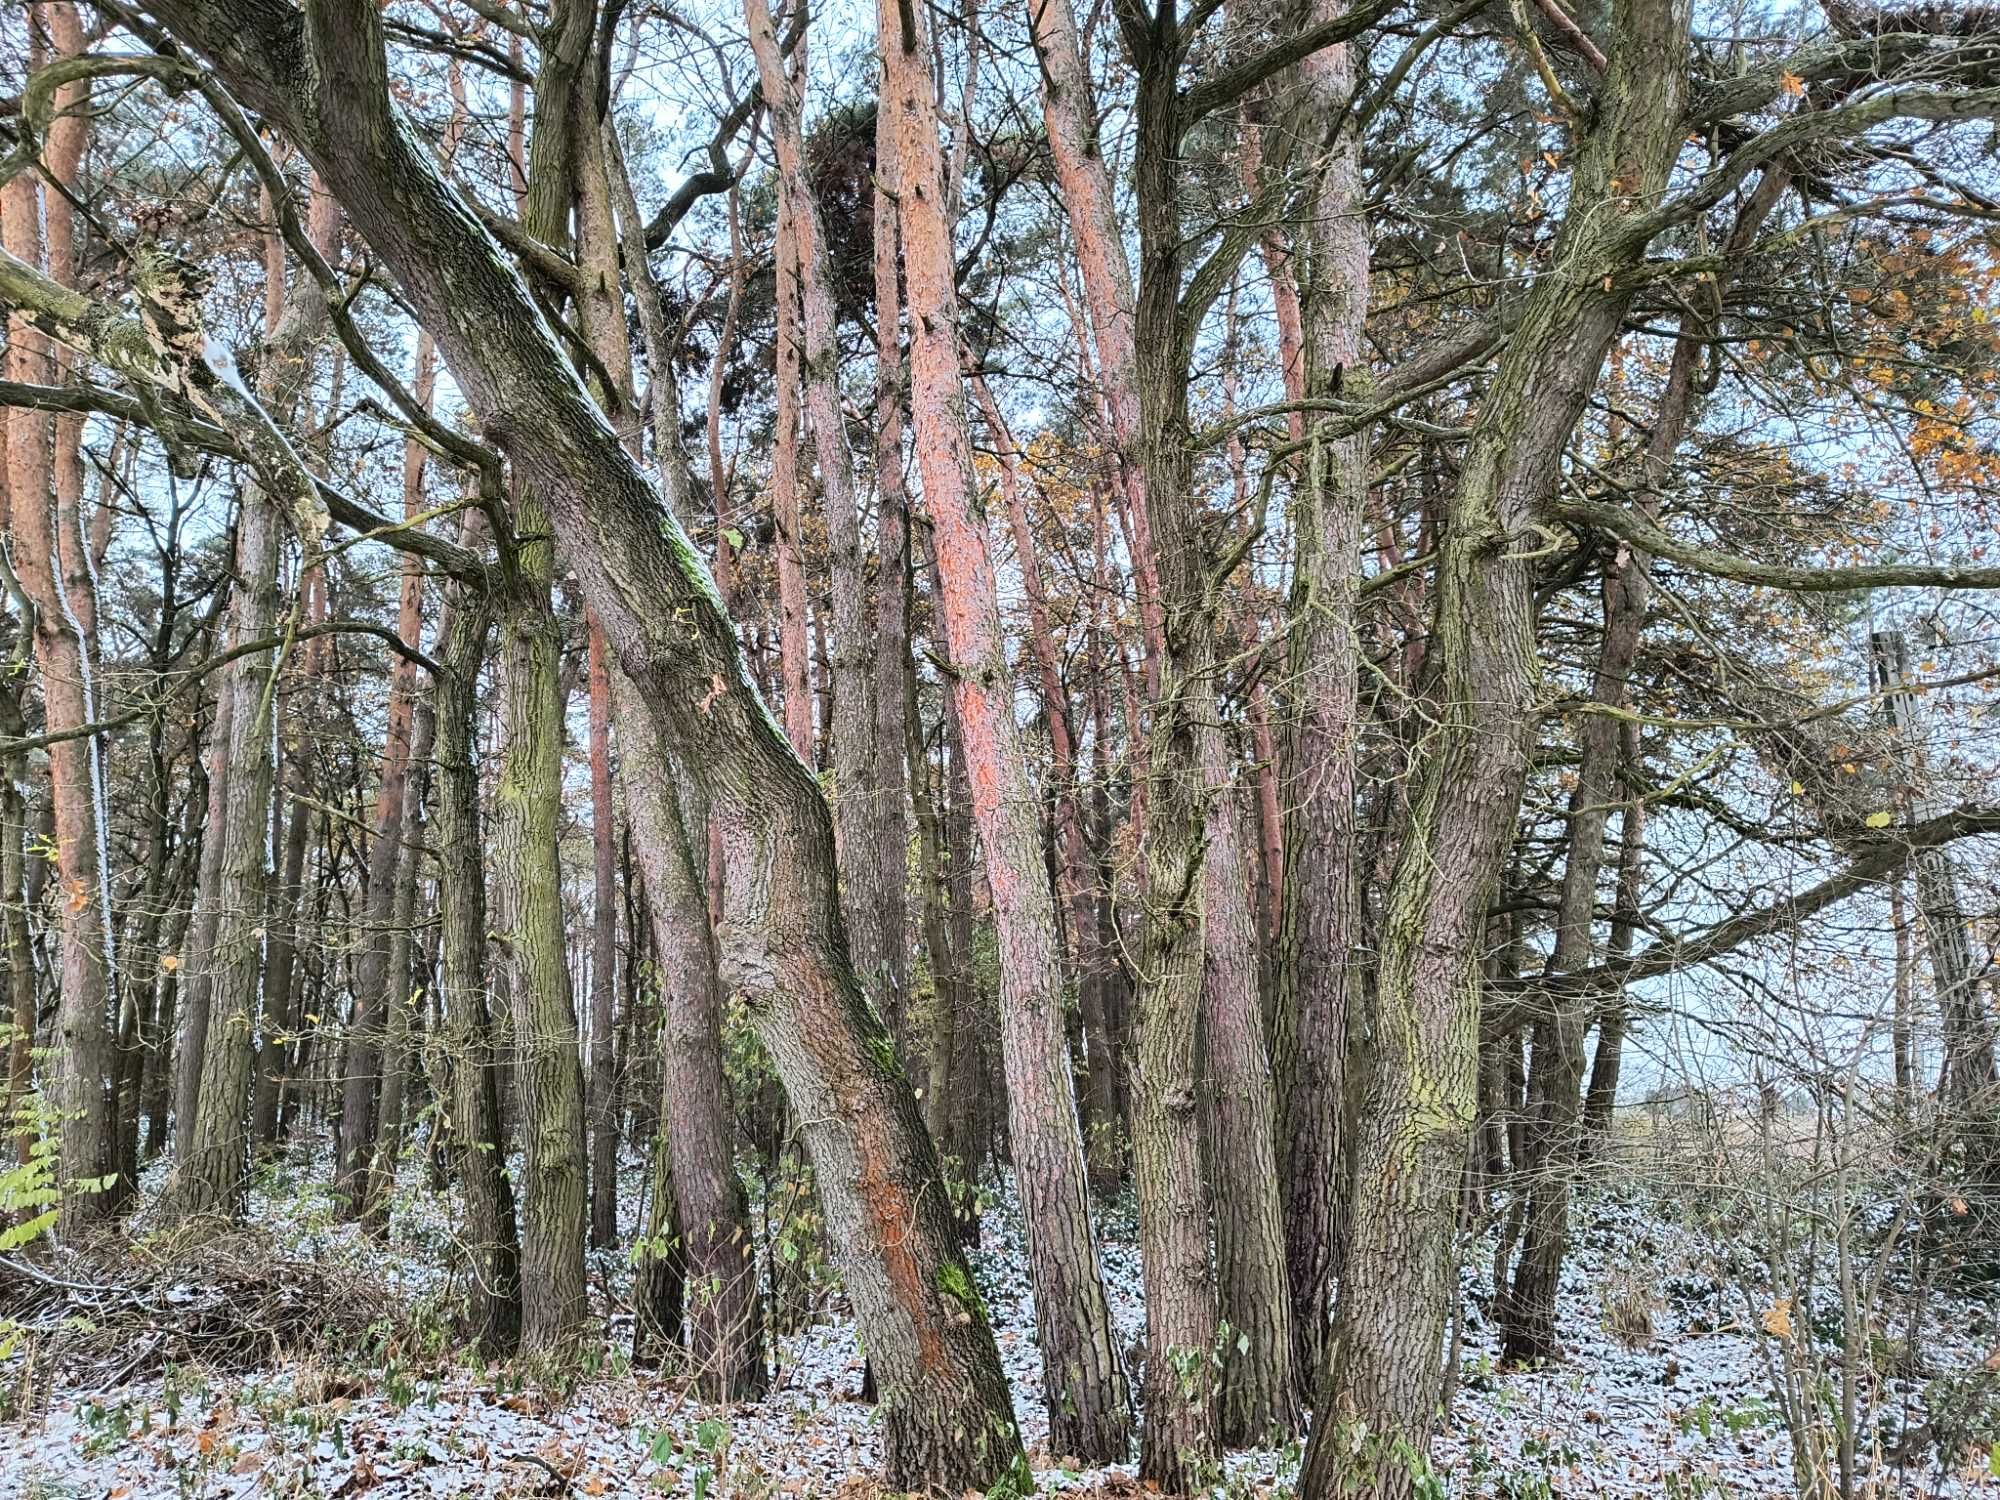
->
[1301,5,1692,1492]
[1503,163,1788,1364]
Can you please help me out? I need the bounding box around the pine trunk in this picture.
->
[880,0,1132,1458]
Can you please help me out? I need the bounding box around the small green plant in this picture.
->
[643,1416,732,1500]
[1,1100,114,1360]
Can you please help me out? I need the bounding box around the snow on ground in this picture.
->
[3,1151,1995,1498]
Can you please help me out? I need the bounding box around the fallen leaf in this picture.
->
[1762,1298,1793,1338]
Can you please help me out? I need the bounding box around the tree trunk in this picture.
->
[143,3,1028,1482]
[253,571,326,1149]
[1302,5,1692,1490]
[433,567,523,1358]
[1273,0,1367,1396]
[872,101,912,1044]
[1202,732,1296,1443]
[617,671,766,1399]
[0,643,36,1164]
[167,490,280,1218]
[1502,161,1787,1365]
[492,503,588,1353]
[588,620,619,1250]
[745,2,886,1019]
[879,0,1132,1458]
[5,5,116,1227]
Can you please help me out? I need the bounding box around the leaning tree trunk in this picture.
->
[1502,162,1787,1364]
[140,3,1028,1484]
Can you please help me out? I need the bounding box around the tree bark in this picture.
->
[166,489,279,1218]
[880,0,1133,1459]
[139,4,1027,1484]
[616,671,766,1399]
[588,619,619,1251]
[1272,0,1369,1396]
[492,488,588,1352]
[433,558,523,1358]
[1302,4,1693,1490]
[746,0,886,1019]
[1501,162,1788,1365]
[1202,731,1296,1443]
[5,4,116,1227]
[872,100,912,1044]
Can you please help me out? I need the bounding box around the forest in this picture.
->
[1,0,2000,1495]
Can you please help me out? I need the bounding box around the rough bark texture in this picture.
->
[136,4,1026,1486]
[1272,0,1367,1395]
[745,0,886,1019]
[5,5,116,1227]
[1301,5,1693,1492]
[616,671,765,1400]
[492,491,588,1353]
[588,620,619,1251]
[1024,0,1164,667]
[1501,164,1786,1364]
[433,569,523,1358]
[166,491,279,1218]
[880,0,1133,1460]
[1126,30,1231,1492]
[1202,734,1297,1443]
[771,165,813,764]
[871,105,912,1043]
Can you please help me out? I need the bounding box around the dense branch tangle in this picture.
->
[0,3,1998,1498]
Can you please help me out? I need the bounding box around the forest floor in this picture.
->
[1,1143,1995,1499]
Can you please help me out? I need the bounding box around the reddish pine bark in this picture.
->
[6,7,116,1225]
[881,0,1132,1459]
